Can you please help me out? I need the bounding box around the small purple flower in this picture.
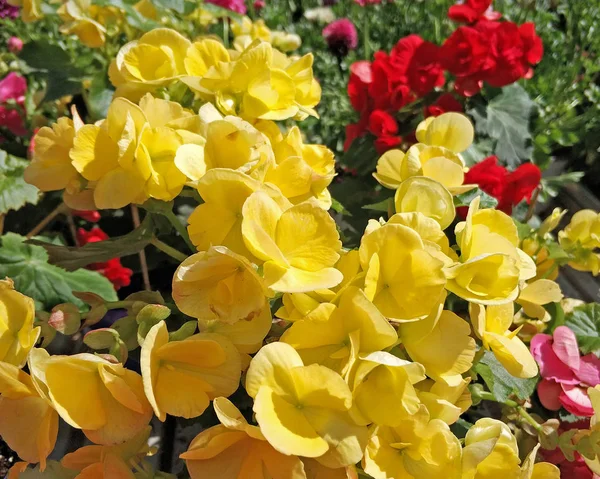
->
[322,18,358,57]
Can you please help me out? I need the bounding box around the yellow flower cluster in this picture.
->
[12,26,576,479]
[232,16,302,52]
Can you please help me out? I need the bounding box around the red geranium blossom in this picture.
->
[448,0,501,24]
[368,110,402,153]
[464,156,541,214]
[77,227,133,290]
[0,72,27,136]
[391,35,445,96]
[72,210,101,222]
[425,93,463,117]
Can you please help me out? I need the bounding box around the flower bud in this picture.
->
[48,303,81,335]
[7,37,23,54]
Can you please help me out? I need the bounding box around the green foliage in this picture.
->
[469,85,535,168]
[564,303,600,355]
[453,188,499,209]
[0,150,39,213]
[474,351,538,403]
[0,232,117,310]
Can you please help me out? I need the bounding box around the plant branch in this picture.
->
[131,205,151,291]
[26,203,69,238]
[475,390,543,433]
[150,237,187,263]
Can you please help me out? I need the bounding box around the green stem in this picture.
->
[106,300,136,310]
[163,210,196,253]
[150,237,188,263]
[223,17,230,48]
[363,8,370,60]
[472,347,486,368]
[475,391,543,433]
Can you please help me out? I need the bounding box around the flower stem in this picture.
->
[474,390,543,433]
[150,237,187,263]
[26,202,69,238]
[363,8,370,60]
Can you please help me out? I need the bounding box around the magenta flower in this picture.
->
[0,72,27,136]
[0,0,19,18]
[531,326,600,416]
[204,0,247,14]
[322,18,358,57]
[7,37,23,54]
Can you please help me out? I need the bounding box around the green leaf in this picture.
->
[362,198,392,213]
[86,75,114,121]
[474,351,538,402]
[453,188,498,209]
[331,197,351,216]
[19,42,83,102]
[564,303,600,354]
[0,150,39,213]
[342,135,379,176]
[546,301,566,333]
[28,215,154,271]
[469,84,535,168]
[153,0,185,13]
[546,241,571,261]
[0,233,117,310]
[514,220,533,241]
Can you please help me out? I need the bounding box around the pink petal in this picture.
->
[576,354,600,387]
[530,333,579,384]
[0,72,27,103]
[537,379,563,410]
[559,384,594,417]
[552,326,581,371]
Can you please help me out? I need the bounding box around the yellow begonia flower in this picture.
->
[58,0,107,49]
[245,342,368,467]
[519,444,560,479]
[241,190,343,292]
[516,279,563,320]
[399,305,476,386]
[461,418,521,479]
[349,351,426,427]
[271,31,302,52]
[257,122,336,208]
[182,397,306,479]
[416,378,472,425]
[70,94,198,209]
[538,208,566,237]
[520,238,558,281]
[363,406,462,479]
[172,246,269,323]
[394,177,456,229]
[24,118,79,192]
[415,112,474,153]
[446,197,536,304]
[62,426,152,479]
[198,300,272,355]
[109,29,191,100]
[141,321,241,421]
[232,17,272,51]
[134,0,157,19]
[28,348,152,445]
[374,144,473,195]
[7,0,42,22]
[0,362,58,470]
[0,279,39,367]
[559,209,600,275]
[184,40,320,121]
[280,287,397,376]
[585,386,600,474]
[302,459,357,479]
[359,222,447,321]
[469,302,538,378]
[191,103,275,181]
[187,169,289,259]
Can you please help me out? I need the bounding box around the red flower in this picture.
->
[441,26,491,96]
[72,210,101,222]
[344,119,368,151]
[464,156,541,214]
[425,93,463,117]
[348,61,373,113]
[475,20,543,88]
[391,35,445,97]
[368,110,402,154]
[448,0,501,24]
[77,227,133,290]
[0,72,27,136]
[323,18,358,56]
[253,0,265,10]
[204,0,246,14]
[369,52,415,110]
[7,36,23,54]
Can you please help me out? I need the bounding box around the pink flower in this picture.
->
[205,0,246,14]
[0,72,27,136]
[7,37,23,54]
[253,0,265,9]
[0,72,26,104]
[354,0,381,5]
[531,326,600,417]
[323,18,358,57]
